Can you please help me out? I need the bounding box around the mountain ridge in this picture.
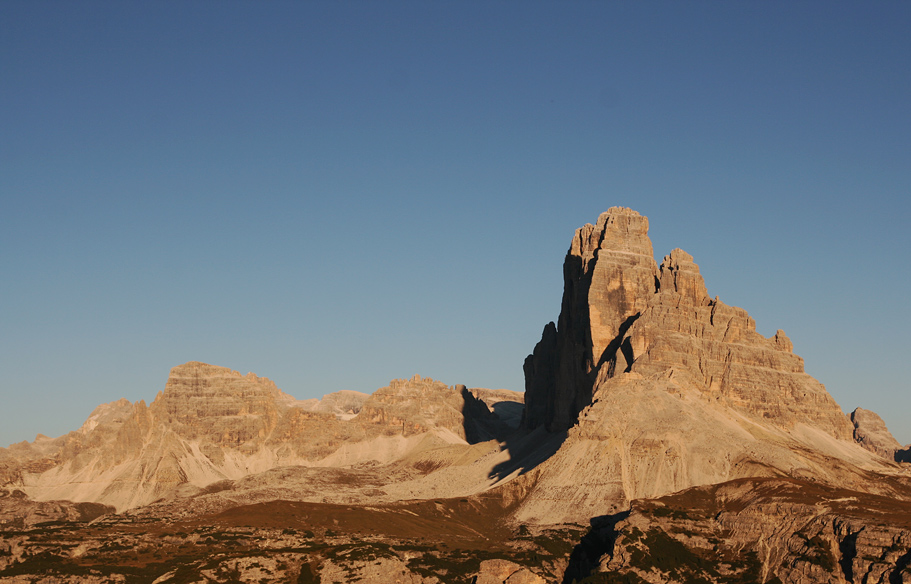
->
[2,206,909,584]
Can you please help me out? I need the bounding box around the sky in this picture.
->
[1,1,909,447]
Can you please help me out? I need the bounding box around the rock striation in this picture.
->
[523,207,853,438]
[2,364,515,511]
[515,207,907,523]
[851,407,909,462]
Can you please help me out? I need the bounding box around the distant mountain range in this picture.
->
[2,207,908,584]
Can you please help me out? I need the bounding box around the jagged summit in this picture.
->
[523,206,851,440]
[515,207,899,523]
[852,407,911,462]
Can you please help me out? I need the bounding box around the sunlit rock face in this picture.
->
[149,361,289,446]
[523,207,658,432]
[3,364,512,511]
[523,206,852,440]
[852,407,908,461]
[515,207,891,524]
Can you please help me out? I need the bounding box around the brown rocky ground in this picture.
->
[0,489,582,583]
[569,477,911,584]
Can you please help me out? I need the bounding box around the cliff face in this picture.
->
[852,407,910,462]
[523,207,852,439]
[523,208,658,431]
[514,207,907,524]
[148,362,290,447]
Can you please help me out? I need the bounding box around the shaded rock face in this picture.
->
[357,375,509,443]
[523,207,853,440]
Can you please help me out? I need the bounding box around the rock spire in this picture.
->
[523,207,853,440]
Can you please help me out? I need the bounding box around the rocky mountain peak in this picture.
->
[524,208,853,441]
[569,206,653,259]
[658,248,711,306]
[851,407,907,461]
[149,361,287,447]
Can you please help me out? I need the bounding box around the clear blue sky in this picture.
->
[2,1,909,447]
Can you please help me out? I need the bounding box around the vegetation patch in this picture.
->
[627,528,716,583]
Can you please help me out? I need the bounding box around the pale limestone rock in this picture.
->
[475,559,545,584]
[319,557,436,583]
[524,208,853,439]
[851,407,905,461]
[516,208,900,524]
[4,364,509,511]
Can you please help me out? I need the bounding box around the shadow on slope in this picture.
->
[456,385,525,444]
[486,427,568,482]
[561,511,630,584]
[897,447,911,464]
[458,385,567,483]
[491,401,524,430]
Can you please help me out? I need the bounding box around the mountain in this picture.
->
[515,207,906,524]
[1,207,908,584]
[1,364,518,512]
[523,208,850,437]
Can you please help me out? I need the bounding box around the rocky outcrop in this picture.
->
[474,559,545,584]
[582,477,911,584]
[523,207,853,439]
[0,488,113,530]
[319,556,434,583]
[852,407,908,462]
[516,207,906,524]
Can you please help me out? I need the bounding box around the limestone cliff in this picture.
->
[523,207,658,432]
[852,407,909,462]
[523,207,852,438]
[516,207,906,524]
